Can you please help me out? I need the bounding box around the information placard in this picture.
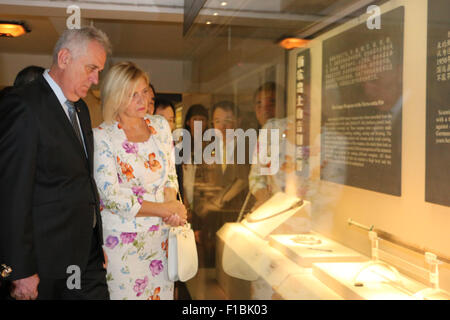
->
[295,49,310,175]
[425,0,450,207]
[321,7,404,195]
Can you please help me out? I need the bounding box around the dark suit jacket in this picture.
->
[0,75,103,281]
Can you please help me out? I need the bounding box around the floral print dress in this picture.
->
[93,115,178,300]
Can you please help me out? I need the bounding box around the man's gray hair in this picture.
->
[52,26,112,63]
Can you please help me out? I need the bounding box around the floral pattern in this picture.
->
[105,235,119,249]
[93,114,178,231]
[149,259,164,277]
[148,287,161,300]
[93,115,178,300]
[102,229,173,300]
[133,276,148,297]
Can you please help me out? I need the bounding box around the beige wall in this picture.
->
[288,0,450,291]
[0,52,187,93]
[0,52,52,86]
[110,56,189,94]
[0,52,188,127]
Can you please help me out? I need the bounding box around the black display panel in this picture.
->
[321,7,404,195]
[425,0,450,207]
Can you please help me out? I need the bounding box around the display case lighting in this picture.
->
[278,37,309,50]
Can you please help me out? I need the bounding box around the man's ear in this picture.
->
[57,48,71,69]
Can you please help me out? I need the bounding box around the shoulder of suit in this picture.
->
[6,76,47,103]
[0,79,45,115]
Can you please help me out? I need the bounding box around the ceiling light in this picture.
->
[278,37,309,50]
[206,21,212,25]
[213,12,219,16]
[220,1,228,6]
[0,21,30,37]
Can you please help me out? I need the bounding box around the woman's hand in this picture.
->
[136,200,186,225]
[157,200,187,226]
[163,214,185,227]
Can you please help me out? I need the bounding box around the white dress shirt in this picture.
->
[43,69,87,155]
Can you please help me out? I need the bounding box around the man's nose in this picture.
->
[89,71,99,85]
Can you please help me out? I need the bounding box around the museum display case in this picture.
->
[0,0,449,300]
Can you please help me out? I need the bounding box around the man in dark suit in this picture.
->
[0,26,111,300]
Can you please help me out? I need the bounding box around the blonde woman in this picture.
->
[93,61,187,300]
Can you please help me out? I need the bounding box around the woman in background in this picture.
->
[154,98,182,201]
[147,83,156,115]
[93,61,186,300]
[181,104,208,231]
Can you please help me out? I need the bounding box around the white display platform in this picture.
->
[241,192,311,239]
[216,223,343,299]
[312,262,427,300]
[268,233,367,267]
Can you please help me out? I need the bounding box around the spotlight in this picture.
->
[277,37,309,50]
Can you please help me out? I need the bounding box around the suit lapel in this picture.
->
[39,76,89,164]
[76,100,94,170]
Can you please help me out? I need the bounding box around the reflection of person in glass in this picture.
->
[154,98,182,201]
[93,61,186,300]
[181,104,209,224]
[196,101,250,267]
[155,98,175,132]
[249,82,277,208]
[249,82,303,209]
[254,82,276,128]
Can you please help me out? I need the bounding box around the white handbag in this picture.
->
[168,223,198,282]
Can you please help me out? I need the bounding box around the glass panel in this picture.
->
[0,0,449,301]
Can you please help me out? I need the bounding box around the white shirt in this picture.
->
[43,69,87,155]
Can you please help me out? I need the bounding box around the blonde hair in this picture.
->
[101,61,150,123]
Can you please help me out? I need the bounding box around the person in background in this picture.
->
[154,97,192,300]
[148,83,156,115]
[0,86,13,102]
[249,82,284,209]
[0,66,45,103]
[154,98,181,198]
[254,81,277,129]
[181,104,209,233]
[93,61,186,300]
[154,98,175,131]
[13,66,46,87]
[195,101,250,267]
[0,26,111,300]
[0,64,45,299]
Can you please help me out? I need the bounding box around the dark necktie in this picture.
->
[66,100,96,228]
[66,100,84,147]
